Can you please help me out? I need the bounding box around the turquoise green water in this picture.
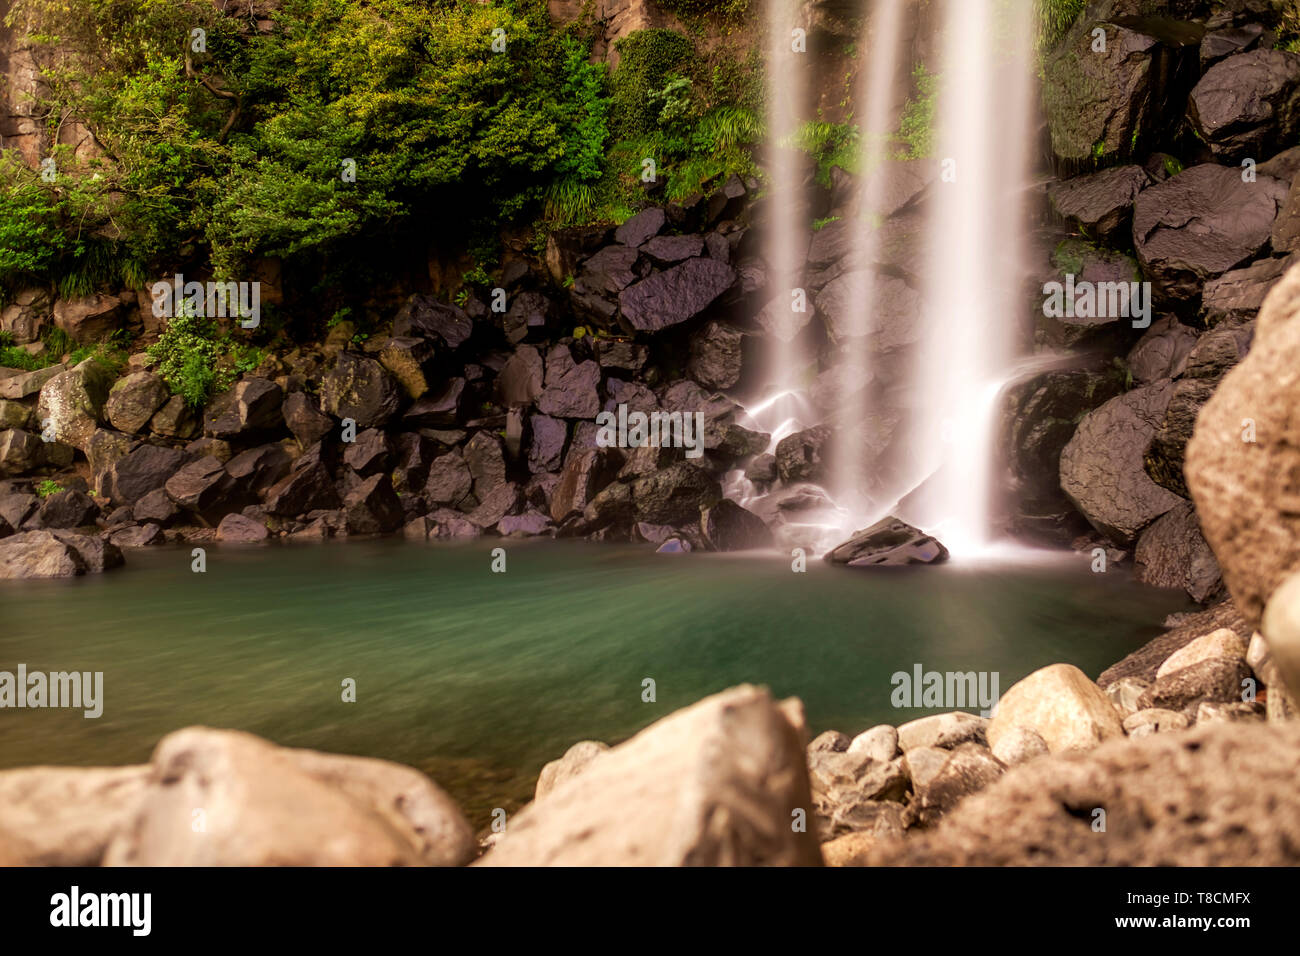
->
[0,539,1189,825]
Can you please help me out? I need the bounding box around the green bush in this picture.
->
[896,65,938,159]
[145,307,231,408]
[610,29,696,138]
[1036,0,1087,51]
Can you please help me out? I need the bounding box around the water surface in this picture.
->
[0,539,1189,824]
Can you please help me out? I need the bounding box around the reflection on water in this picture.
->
[0,539,1189,825]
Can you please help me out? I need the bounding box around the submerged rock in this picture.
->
[823,517,948,567]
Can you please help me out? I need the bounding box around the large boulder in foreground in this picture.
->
[478,685,822,866]
[0,766,150,865]
[1059,381,1183,545]
[987,663,1124,755]
[824,517,948,567]
[36,358,114,452]
[866,721,1300,865]
[1187,260,1300,625]
[104,727,475,867]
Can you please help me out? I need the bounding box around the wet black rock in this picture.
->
[824,517,949,567]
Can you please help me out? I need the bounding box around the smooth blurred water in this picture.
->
[0,539,1189,825]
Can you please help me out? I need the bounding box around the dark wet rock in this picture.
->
[613,207,666,248]
[824,517,949,567]
[109,523,165,548]
[36,489,97,529]
[468,481,522,529]
[343,473,404,534]
[641,233,704,265]
[577,244,640,296]
[0,399,29,430]
[688,320,745,390]
[390,433,436,494]
[527,414,567,474]
[165,456,238,522]
[1188,49,1300,162]
[1133,500,1223,603]
[496,345,544,405]
[0,492,38,532]
[775,425,833,483]
[1048,165,1151,243]
[503,291,558,344]
[463,432,507,499]
[424,453,474,508]
[630,462,721,525]
[656,536,691,553]
[1132,164,1288,306]
[282,392,334,449]
[105,371,169,435]
[1200,24,1265,70]
[225,444,293,498]
[216,512,270,543]
[618,258,736,333]
[1042,240,1143,347]
[579,480,635,533]
[498,510,553,537]
[321,353,402,428]
[186,436,232,464]
[203,378,284,441]
[426,507,482,540]
[48,530,122,575]
[0,530,84,578]
[342,428,391,477]
[0,364,62,401]
[544,224,611,285]
[1059,381,1182,545]
[551,447,621,524]
[148,395,200,440]
[392,294,473,348]
[401,377,465,429]
[264,460,342,516]
[1126,316,1197,383]
[102,444,186,507]
[700,498,773,551]
[1146,376,1217,498]
[537,357,600,420]
[592,338,648,374]
[0,428,42,477]
[1275,179,1300,256]
[133,488,180,526]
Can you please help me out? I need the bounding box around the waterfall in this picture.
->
[740,0,1037,559]
[898,0,1037,555]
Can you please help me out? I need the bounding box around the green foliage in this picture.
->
[655,0,749,19]
[0,332,51,370]
[145,306,230,407]
[1035,0,1087,51]
[790,121,860,185]
[812,215,841,231]
[1163,155,1185,178]
[610,29,696,138]
[35,479,65,498]
[896,65,938,159]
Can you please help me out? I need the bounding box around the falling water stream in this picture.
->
[739,0,1040,560]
